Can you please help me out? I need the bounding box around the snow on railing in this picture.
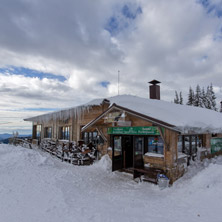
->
[40,139,98,166]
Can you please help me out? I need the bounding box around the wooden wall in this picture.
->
[32,105,105,142]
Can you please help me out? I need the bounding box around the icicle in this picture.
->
[26,98,105,124]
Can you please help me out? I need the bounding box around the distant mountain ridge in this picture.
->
[0,133,13,140]
[0,134,32,143]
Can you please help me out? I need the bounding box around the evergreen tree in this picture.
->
[201,87,207,108]
[205,86,211,109]
[209,83,217,111]
[174,91,179,104]
[186,84,218,111]
[193,85,201,107]
[179,91,183,105]
[187,87,194,106]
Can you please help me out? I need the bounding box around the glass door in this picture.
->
[112,136,123,171]
[123,136,133,168]
[134,137,144,168]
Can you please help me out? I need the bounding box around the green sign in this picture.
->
[107,126,161,135]
[211,138,222,153]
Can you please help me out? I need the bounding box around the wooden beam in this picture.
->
[157,127,170,151]
[96,127,107,142]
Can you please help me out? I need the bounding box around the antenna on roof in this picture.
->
[118,70,120,96]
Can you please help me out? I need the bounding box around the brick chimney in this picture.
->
[101,99,110,112]
[148,80,161,100]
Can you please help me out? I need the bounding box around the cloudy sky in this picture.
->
[0,0,222,134]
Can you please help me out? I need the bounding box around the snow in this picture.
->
[178,152,187,159]
[25,95,222,134]
[93,154,112,172]
[1,144,222,222]
[144,152,164,158]
[104,95,222,133]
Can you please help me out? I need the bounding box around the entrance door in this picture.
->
[112,136,123,171]
[122,136,133,168]
[134,137,144,168]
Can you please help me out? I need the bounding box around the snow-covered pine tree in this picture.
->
[205,85,212,110]
[187,87,194,106]
[194,85,202,107]
[179,91,183,105]
[201,87,207,108]
[174,91,179,104]
[209,83,217,111]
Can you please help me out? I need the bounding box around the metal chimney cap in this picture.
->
[148,79,161,85]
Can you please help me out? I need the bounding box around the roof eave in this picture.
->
[82,103,180,133]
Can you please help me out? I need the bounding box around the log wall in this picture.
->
[33,105,105,142]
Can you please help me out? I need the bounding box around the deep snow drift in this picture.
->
[1,144,222,222]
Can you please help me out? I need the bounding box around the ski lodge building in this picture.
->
[24,80,222,183]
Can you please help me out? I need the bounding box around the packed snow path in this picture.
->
[1,145,222,222]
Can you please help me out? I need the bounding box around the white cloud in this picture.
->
[0,0,222,133]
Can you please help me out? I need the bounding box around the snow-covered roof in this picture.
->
[25,94,222,134]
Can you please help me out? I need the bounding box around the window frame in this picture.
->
[36,125,42,140]
[83,131,99,145]
[44,127,52,138]
[59,126,70,140]
[147,135,164,155]
[178,134,203,156]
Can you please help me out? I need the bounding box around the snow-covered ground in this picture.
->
[1,144,222,222]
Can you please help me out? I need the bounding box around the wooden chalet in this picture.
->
[24,80,222,183]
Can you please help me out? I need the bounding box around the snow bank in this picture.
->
[93,154,112,172]
[0,144,54,168]
[1,144,222,222]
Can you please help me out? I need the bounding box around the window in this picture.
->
[147,136,164,154]
[89,132,92,142]
[135,137,144,155]
[84,132,89,144]
[197,135,203,147]
[83,131,98,144]
[59,126,70,140]
[177,135,183,153]
[98,135,104,145]
[36,125,42,140]
[184,136,190,155]
[191,136,197,154]
[93,132,98,142]
[44,127,52,138]
[180,135,203,156]
[114,136,122,156]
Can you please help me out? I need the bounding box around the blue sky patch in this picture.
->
[0,66,66,81]
[122,4,142,19]
[199,55,208,62]
[199,0,210,8]
[213,25,222,41]
[106,17,120,35]
[23,108,58,112]
[198,0,222,18]
[100,81,110,88]
[105,3,142,35]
